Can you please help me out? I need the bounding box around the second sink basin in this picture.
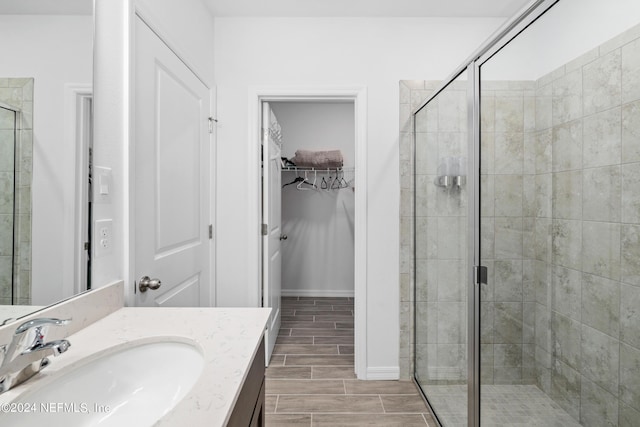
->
[1,339,204,426]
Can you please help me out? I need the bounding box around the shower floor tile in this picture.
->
[424,384,582,427]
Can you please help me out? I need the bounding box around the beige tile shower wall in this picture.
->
[399,80,443,379]
[0,78,33,305]
[400,80,469,382]
[402,22,640,425]
[481,81,537,386]
[0,107,14,304]
[399,80,425,379]
[532,24,640,426]
[401,80,534,385]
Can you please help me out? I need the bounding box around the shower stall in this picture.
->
[0,91,31,307]
[411,0,640,425]
[0,105,17,305]
[0,103,20,305]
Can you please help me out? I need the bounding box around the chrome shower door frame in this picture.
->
[412,0,562,426]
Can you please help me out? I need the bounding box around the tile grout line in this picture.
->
[268,393,364,398]
[379,394,386,413]
[272,411,434,416]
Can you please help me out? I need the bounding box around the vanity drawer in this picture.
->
[227,336,265,427]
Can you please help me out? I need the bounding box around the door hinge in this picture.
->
[84,242,90,251]
[261,223,268,236]
[209,224,213,240]
[474,265,488,285]
[208,117,217,134]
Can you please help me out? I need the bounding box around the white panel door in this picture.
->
[262,102,282,364]
[134,18,211,307]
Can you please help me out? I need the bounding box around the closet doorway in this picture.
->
[271,101,355,298]
[252,87,368,378]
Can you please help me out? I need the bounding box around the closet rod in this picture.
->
[282,166,354,172]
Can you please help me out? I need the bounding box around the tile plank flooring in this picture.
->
[266,297,436,427]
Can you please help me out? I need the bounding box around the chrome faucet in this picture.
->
[0,318,71,393]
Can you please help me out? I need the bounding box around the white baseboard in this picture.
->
[366,366,400,380]
[281,289,355,298]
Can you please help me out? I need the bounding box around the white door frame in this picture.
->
[247,86,368,379]
[63,84,93,296]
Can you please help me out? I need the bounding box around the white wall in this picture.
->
[214,16,505,374]
[0,15,93,304]
[273,102,355,164]
[483,0,640,80]
[93,0,215,303]
[133,0,215,82]
[271,102,355,296]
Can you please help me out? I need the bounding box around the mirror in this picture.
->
[0,0,94,323]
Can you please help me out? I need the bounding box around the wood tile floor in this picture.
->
[266,297,437,427]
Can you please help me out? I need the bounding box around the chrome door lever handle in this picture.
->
[138,276,162,292]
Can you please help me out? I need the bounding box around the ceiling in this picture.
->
[206,0,533,17]
[0,0,532,18]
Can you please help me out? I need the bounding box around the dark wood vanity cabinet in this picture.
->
[227,337,265,427]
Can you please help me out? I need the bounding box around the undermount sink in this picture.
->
[1,339,204,426]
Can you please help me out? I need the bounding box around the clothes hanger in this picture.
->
[283,169,304,188]
[321,175,329,189]
[340,172,349,189]
[331,170,342,190]
[297,171,317,190]
[326,173,333,191]
[283,176,304,188]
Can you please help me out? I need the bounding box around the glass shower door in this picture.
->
[0,106,16,304]
[412,0,640,425]
[477,0,640,425]
[414,72,470,427]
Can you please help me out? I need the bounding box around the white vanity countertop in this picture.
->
[0,306,44,324]
[0,307,271,426]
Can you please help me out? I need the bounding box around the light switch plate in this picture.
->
[93,166,112,204]
[94,219,113,258]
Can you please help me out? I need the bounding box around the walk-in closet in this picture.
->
[270,101,356,298]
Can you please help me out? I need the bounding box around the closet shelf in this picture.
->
[282,166,354,172]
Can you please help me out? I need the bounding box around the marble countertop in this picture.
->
[0,306,44,325]
[0,307,271,426]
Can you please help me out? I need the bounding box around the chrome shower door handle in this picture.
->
[138,276,162,292]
